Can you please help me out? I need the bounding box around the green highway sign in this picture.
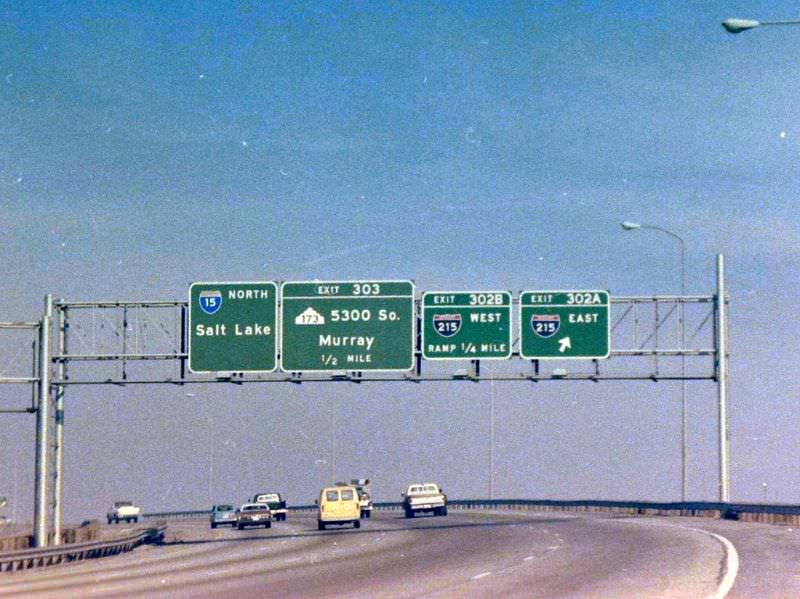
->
[422,291,512,360]
[520,290,610,359]
[280,280,415,372]
[189,282,278,373]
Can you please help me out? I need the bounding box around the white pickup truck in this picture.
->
[107,501,141,524]
[402,483,447,518]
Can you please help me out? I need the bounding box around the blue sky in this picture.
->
[1,1,799,521]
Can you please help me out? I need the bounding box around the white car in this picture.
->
[351,479,373,519]
[402,483,447,518]
[107,501,141,524]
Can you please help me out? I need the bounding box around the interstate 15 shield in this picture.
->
[199,289,223,315]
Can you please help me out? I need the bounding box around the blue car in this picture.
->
[210,504,238,528]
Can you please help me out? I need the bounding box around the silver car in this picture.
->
[210,504,238,528]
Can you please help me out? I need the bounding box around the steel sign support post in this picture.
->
[673,235,687,502]
[489,371,495,500]
[207,417,214,507]
[33,294,52,548]
[179,304,187,381]
[52,304,67,545]
[716,254,730,502]
[331,399,336,487]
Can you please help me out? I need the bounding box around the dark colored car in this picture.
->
[237,503,272,529]
[251,493,288,521]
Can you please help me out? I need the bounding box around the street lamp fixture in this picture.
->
[722,17,800,34]
[620,221,641,231]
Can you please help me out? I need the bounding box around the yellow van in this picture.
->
[317,486,361,530]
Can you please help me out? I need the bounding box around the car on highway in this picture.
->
[210,504,238,528]
[107,500,141,524]
[402,483,447,518]
[250,492,288,521]
[351,479,373,519]
[316,485,361,530]
[236,503,272,529]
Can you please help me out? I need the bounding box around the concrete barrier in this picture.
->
[0,523,164,573]
[0,520,99,553]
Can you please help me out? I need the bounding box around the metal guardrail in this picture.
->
[144,510,208,520]
[0,520,101,553]
[146,499,800,523]
[444,498,800,516]
[0,524,165,573]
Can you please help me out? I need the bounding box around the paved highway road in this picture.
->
[2,509,799,598]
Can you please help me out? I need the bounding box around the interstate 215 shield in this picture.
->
[531,314,560,338]
[433,313,462,337]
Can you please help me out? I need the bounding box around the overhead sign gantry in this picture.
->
[13,258,729,552]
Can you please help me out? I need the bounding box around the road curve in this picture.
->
[1,509,798,598]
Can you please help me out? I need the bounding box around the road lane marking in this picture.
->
[471,571,492,580]
[691,528,738,599]
[636,519,739,599]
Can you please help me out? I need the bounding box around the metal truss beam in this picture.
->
[49,295,719,385]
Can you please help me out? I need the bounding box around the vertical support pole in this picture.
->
[679,240,687,502]
[716,254,730,502]
[653,301,660,376]
[53,304,67,545]
[489,371,495,500]
[30,334,38,411]
[33,294,52,548]
[331,399,336,486]
[207,417,214,507]
[415,302,422,377]
[179,303,187,381]
[122,306,128,380]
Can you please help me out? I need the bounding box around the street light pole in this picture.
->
[331,400,336,486]
[621,222,687,501]
[33,294,52,548]
[489,370,495,500]
[207,417,214,506]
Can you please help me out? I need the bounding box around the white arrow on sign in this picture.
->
[558,337,572,353]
